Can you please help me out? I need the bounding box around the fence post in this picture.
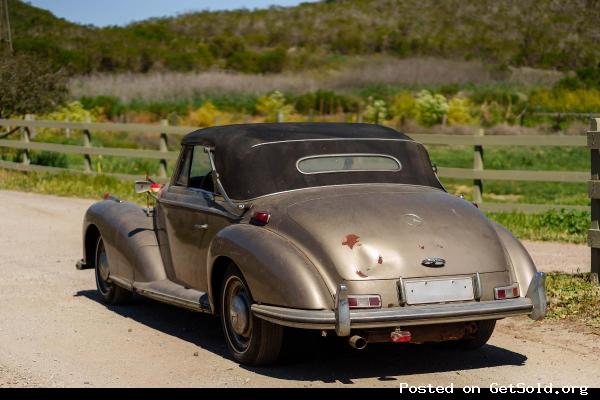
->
[159,119,169,179]
[472,128,484,204]
[20,114,33,165]
[65,118,71,139]
[588,118,600,280]
[277,111,284,123]
[82,117,92,173]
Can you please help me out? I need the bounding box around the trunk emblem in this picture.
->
[422,257,445,267]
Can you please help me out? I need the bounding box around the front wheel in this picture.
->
[95,237,132,305]
[220,264,283,365]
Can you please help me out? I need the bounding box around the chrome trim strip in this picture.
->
[108,275,133,291]
[134,286,210,313]
[296,153,402,175]
[158,197,238,220]
[251,138,414,148]
[237,183,446,202]
[252,298,534,330]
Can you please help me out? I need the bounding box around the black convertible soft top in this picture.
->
[181,123,442,200]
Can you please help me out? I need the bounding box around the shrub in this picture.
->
[187,102,220,127]
[390,92,416,122]
[256,91,295,122]
[43,101,96,122]
[415,90,448,126]
[363,97,388,124]
[0,54,68,118]
[447,97,478,125]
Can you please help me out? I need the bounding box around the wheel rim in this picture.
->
[222,276,252,353]
[95,238,112,296]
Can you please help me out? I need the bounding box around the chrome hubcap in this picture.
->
[229,294,249,336]
[223,276,252,353]
[95,239,112,295]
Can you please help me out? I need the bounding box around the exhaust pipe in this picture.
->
[348,335,367,350]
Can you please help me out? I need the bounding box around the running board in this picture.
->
[133,280,212,313]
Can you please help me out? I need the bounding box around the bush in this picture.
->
[390,92,416,122]
[43,101,96,122]
[0,54,68,118]
[187,102,220,127]
[447,97,477,125]
[415,90,448,126]
[363,97,388,124]
[294,90,358,114]
[256,91,295,122]
[529,88,600,113]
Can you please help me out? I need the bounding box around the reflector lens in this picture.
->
[347,295,381,309]
[250,211,271,225]
[494,284,519,300]
[390,330,412,343]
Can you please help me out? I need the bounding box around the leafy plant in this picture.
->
[187,102,220,127]
[415,90,448,126]
[363,97,388,124]
[447,97,478,125]
[390,91,416,123]
[0,54,67,118]
[256,91,295,122]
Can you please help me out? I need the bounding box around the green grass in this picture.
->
[545,273,600,332]
[0,168,138,203]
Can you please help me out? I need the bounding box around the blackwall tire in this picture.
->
[456,320,496,350]
[95,237,132,305]
[220,264,283,366]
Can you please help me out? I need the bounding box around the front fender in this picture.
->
[83,200,165,284]
[491,222,537,295]
[207,224,333,310]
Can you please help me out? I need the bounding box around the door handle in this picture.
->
[194,224,209,230]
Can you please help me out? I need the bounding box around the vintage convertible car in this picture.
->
[77,123,547,365]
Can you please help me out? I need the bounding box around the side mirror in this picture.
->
[135,180,152,194]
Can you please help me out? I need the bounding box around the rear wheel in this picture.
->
[95,237,132,305]
[454,320,496,350]
[220,264,283,365]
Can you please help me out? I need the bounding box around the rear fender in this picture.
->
[207,224,333,311]
[491,222,537,295]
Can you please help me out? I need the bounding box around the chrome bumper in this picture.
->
[252,272,547,336]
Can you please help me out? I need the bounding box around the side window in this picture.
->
[189,146,214,192]
[174,146,192,186]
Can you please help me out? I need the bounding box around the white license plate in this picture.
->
[404,277,474,305]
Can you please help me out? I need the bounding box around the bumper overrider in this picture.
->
[252,272,547,336]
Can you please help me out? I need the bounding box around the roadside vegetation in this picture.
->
[545,273,600,333]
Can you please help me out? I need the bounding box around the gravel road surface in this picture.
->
[0,190,597,388]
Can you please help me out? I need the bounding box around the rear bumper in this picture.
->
[252,272,547,335]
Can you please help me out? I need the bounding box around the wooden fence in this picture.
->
[0,117,589,214]
[588,118,600,276]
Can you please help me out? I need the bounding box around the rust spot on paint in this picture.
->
[377,255,383,264]
[387,303,394,308]
[342,234,360,250]
[355,270,368,278]
[419,244,425,250]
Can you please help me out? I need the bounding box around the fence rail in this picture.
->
[0,117,589,213]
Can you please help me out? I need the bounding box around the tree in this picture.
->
[0,54,67,118]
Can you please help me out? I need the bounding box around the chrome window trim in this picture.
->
[250,138,414,148]
[235,182,446,202]
[295,153,402,175]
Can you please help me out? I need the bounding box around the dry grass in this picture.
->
[69,57,564,101]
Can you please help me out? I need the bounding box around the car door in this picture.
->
[158,145,213,290]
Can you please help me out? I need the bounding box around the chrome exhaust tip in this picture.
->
[348,335,367,350]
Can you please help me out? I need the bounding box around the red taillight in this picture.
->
[250,211,271,226]
[494,284,519,300]
[347,295,381,309]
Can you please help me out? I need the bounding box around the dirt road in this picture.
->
[0,190,597,388]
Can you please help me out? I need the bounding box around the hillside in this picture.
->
[8,0,600,75]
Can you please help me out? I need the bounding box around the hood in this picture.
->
[280,186,509,281]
